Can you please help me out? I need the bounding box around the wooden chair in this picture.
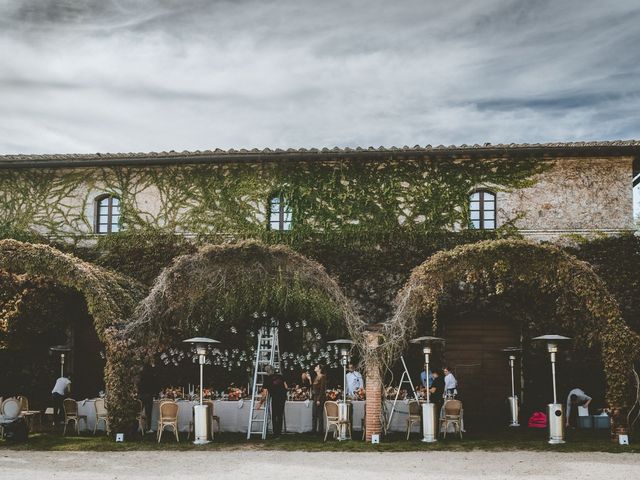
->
[188,400,221,440]
[323,401,351,442]
[93,398,108,434]
[157,401,179,443]
[406,400,422,440]
[440,399,463,439]
[16,396,41,432]
[136,399,147,436]
[63,398,88,435]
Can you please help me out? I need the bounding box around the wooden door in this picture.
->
[440,311,520,430]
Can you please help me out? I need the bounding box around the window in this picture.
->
[95,195,121,234]
[469,190,496,230]
[268,194,292,231]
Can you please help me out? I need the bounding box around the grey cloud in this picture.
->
[0,0,639,157]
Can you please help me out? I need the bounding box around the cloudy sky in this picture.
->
[1,0,639,213]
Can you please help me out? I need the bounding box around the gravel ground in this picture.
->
[1,450,639,480]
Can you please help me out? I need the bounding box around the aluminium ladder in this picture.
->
[246,323,281,439]
[386,355,419,431]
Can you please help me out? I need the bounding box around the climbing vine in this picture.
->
[0,156,548,238]
[384,239,640,434]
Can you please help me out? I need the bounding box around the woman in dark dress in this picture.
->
[311,364,327,434]
[259,365,288,438]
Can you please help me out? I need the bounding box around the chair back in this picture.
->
[17,396,29,411]
[1,398,21,420]
[203,399,215,418]
[63,398,78,416]
[444,399,462,416]
[94,398,108,416]
[159,401,179,421]
[324,401,339,418]
[408,400,421,416]
[137,399,145,416]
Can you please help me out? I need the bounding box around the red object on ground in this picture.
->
[528,411,547,428]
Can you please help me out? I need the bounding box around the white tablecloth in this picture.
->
[150,400,314,433]
[76,399,103,432]
[149,399,421,434]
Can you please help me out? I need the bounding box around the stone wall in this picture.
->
[498,156,635,240]
[0,155,635,241]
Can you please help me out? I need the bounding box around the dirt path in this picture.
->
[1,450,639,479]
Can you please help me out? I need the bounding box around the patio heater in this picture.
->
[183,337,220,445]
[410,336,445,443]
[501,347,522,427]
[49,345,71,378]
[532,335,571,444]
[328,339,354,441]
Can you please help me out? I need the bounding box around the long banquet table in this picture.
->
[150,399,420,434]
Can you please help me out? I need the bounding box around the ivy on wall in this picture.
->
[0,156,548,238]
[386,239,640,435]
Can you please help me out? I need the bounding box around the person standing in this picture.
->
[51,375,71,424]
[429,369,445,404]
[443,367,457,397]
[420,368,433,389]
[311,364,327,434]
[345,363,363,396]
[259,365,288,438]
[566,387,592,427]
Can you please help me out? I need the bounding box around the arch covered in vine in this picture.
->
[0,239,147,433]
[121,240,364,409]
[383,239,640,432]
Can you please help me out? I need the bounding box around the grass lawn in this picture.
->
[1,428,638,453]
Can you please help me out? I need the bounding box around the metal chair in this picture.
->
[406,400,422,439]
[63,398,88,435]
[157,401,179,443]
[93,398,108,434]
[1,397,22,438]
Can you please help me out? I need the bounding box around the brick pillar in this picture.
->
[365,330,383,441]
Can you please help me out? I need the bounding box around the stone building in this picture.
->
[1,141,638,243]
[1,140,639,432]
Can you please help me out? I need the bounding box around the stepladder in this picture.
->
[386,355,419,431]
[247,323,281,439]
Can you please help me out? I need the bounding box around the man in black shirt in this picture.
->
[259,365,288,437]
[429,369,445,404]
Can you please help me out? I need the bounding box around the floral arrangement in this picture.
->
[326,388,342,401]
[160,387,184,400]
[289,386,310,401]
[385,386,407,400]
[350,387,366,401]
[227,385,247,401]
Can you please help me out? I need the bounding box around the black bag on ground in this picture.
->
[3,417,29,443]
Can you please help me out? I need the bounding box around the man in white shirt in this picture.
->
[443,367,457,397]
[345,363,363,396]
[51,376,71,424]
[566,387,591,427]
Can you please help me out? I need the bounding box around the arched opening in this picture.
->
[384,239,640,435]
[122,240,363,432]
[0,239,146,433]
[0,272,104,404]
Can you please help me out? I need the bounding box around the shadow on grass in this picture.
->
[1,428,638,453]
